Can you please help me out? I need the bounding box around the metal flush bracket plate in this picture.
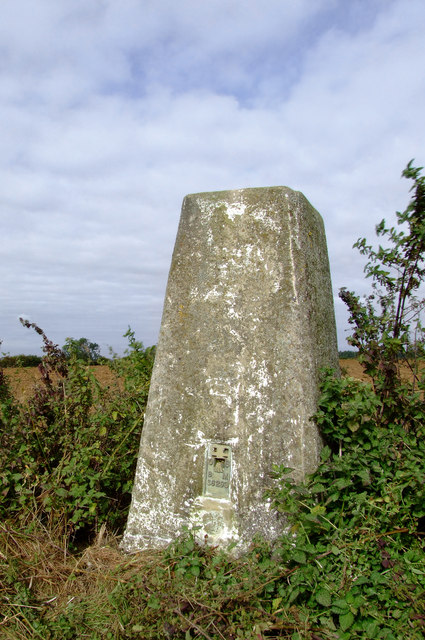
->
[204,443,232,499]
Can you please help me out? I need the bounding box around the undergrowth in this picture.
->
[0,322,154,541]
[1,162,425,638]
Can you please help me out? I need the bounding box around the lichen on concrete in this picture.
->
[121,186,339,553]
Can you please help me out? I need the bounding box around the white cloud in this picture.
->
[0,0,424,355]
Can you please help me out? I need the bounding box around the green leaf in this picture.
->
[310,483,326,493]
[310,504,326,516]
[364,621,379,638]
[316,588,331,607]
[339,611,355,631]
[147,596,161,610]
[335,478,351,490]
[357,468,371,485]
[292,549,307,564]
[287,587,300,605]
[190,565,200,577]
[320,446,331,462]
[331,599,349,614]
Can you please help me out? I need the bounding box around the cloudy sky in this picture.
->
[1,0,424,356]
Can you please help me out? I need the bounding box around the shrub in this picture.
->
[266,162,425,638]
[62,337,102,364]
[340,160,425,402]
[0,322,154,542]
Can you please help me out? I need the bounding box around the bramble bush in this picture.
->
[265,161,425,638]
[0,321,154,541]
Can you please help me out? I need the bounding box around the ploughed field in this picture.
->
[4,359,421,403]
[3,360,371,403]
[3,365,123,402]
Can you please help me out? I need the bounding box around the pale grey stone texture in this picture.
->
[122,186,339,552]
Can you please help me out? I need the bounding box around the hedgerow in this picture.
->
[0,354,43,367]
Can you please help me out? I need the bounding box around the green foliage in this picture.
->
[0,322,154,540]
[62,336,102,364]
[266,370,425,638]
[338,350,358,359]
[0,353,43,367]
[263,162,425,638]
[340,160,425,403]
[0,368,9,403]
[109,326,155,398]
[0,341,9,403]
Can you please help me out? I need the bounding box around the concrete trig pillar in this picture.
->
[122,186,338,553]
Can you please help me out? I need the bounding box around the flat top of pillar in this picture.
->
[186,185,298,199]
[183,186,317,217]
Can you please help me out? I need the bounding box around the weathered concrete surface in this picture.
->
[122,186,339,552]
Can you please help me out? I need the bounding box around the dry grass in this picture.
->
[0,516,165,638]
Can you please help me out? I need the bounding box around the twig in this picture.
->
[175,609,215,640]
[183,596,228,620]
[5,603,43,610]
[212,621,227,640]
